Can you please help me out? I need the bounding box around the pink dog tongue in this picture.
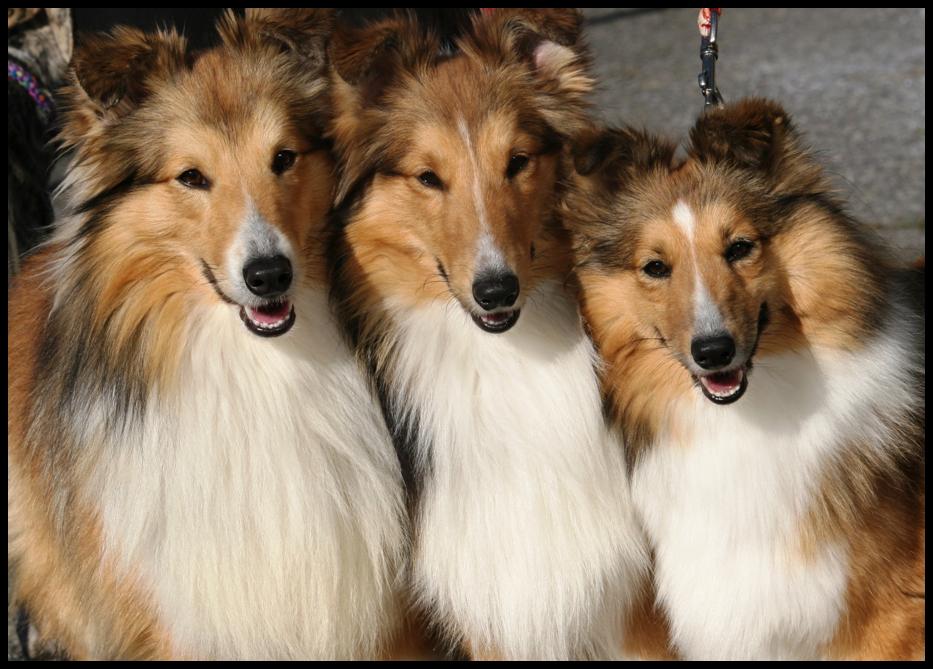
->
[702,369,742,394]
[249,301,290,325]
[482,312,511,324]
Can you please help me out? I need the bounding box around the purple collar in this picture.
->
[8,59,54,121]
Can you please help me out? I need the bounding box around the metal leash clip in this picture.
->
[698,8,724,109]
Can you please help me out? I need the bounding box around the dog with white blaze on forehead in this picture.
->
[7,9,407,659]
[327,8,650,660]
[565,98,924,660]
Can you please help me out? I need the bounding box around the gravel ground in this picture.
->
[582,7,925,259]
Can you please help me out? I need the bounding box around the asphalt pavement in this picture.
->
[582,8,925,259]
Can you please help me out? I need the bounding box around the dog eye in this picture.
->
[725,240,755,263]
[506,154,530,179]
[418,171,443,189]
[272,150,297,175]
[177,169,210,190]
[643,260,671,278]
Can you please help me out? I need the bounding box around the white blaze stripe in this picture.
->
[458,117,507,272]
[227,198,296,300]
[672,200,725,336]
[457,117,488,233]
[476,233,508,272]
[693,272,724,336]
[241,198,294,261]
[672,200,695,243]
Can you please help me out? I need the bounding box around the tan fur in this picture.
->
[329,13,590,323]
[9,10,343,658]
[817,448,925,659]
[620,567,679,660]
[9,253,174,659]
[329,8,591,356]
[340,102,564,311]
[566,99,923,659]
[327,10,605,658]
[380,606,442,660]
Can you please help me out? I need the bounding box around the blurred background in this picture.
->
[6,6,925,661]
[585,7,925,259]
[7,7,925,276]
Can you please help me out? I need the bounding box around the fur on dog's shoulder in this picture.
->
[565,97,924,659]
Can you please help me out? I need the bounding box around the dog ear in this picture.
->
[689,98,790,168]
[689,98,827,194]
[330,14,436,108]
[563,125,676,274]
[219,9,335,77]
[471,9,593,137]
[495,7,585,62]
[68,26,188,120]
[328,14,441,205]
[58,26,187,151]
[572,125,678,190]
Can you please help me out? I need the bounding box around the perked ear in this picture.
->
[218,8,335,76]
[689,97,827,194]
[57,26,187,150]
[572,125,678,191]
[330,14,437,107]
[495,7,584,61]
[471,9,593,136]
[69,26,188,119]
[328,14,440,205]
[688,97,790,168]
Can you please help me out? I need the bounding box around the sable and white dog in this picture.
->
[565,98,924,660]
[8,10,406,659]
[327,9,647,660]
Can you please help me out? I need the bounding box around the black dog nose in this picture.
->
[472,272,519,311]
[691,335,736,370]
[243,255,292,297]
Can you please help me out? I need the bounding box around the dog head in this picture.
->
[330,9,592,333]
[57,9,336,338]
[567,99,886,408]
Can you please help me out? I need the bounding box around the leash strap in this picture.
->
[697,8,724,109]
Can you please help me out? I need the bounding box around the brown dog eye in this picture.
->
[643,260,671,278]
[725,240,755,263]
[418,171,443,189]
[177,169,210,190]
[506,154,530,179]
[272,150,297,175]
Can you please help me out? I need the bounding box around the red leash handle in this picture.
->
[698,8,724,108]
[698,8,722,38]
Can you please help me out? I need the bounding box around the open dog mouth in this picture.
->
[471,309,520,333]
[238,298,295,337]
[695,364,749,404]
[691,303,768,405]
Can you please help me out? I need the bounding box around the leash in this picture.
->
[697,8,724,109]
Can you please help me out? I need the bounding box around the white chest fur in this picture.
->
[385,281,646,659]
[90,287,406,659]
[632,324,918,660]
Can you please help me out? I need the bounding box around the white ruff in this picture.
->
[385,281,647,659]
[89,285,406,659]
[632,314,920,660]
